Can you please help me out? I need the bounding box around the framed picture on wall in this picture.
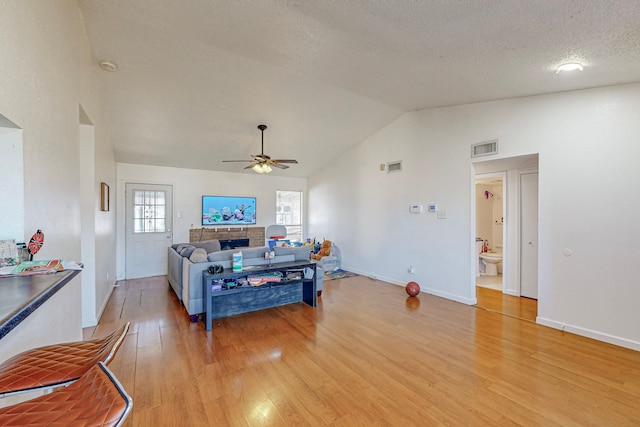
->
[101,182,110,211]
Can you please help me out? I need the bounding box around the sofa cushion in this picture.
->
[206,246,270,262]
[274,246,311,261]
[189,248,209,263]
[192,239,221,254]
[241,246,270,260]
[208,250,233,262]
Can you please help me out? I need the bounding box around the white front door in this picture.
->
[125,183,173,279]
[520,172,538,299]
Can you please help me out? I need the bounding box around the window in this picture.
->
[276,190,302,242]
[133,190,167,233]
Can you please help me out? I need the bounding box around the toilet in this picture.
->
[479,251,502,276]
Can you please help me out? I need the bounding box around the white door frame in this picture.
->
[470,154,540,309]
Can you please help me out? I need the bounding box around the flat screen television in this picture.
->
[202,195,256,226]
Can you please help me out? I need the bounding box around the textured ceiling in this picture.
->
[78,0,640,177]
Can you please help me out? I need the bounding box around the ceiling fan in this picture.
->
[223,124,298,174]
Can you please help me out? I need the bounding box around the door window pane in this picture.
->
[133,190,167,233]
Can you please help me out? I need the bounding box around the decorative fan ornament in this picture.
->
[222,125,298,173]
[28,229,44,260]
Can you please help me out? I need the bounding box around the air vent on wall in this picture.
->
[471,140,498,158]
[387,161,402,173]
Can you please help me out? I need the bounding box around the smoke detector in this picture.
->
[99,60,118,72]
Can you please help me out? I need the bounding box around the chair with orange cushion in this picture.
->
[0,361,132,427]
[0,322,130,398]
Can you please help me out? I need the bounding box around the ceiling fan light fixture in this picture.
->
[252,163,272,174]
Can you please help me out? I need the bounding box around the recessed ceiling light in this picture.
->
[556,62,584,73]
[99,60,118,72]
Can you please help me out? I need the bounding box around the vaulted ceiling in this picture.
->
[79,0,640,177]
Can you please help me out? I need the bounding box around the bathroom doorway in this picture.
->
[476,173,505,292]
[472,154,539,322]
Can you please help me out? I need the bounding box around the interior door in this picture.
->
[125,183,173,279]
[520,172,538,299]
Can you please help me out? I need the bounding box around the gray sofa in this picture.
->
[168,240,222,301]
[168,241,321,320]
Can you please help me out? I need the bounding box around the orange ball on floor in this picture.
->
[406,281,420,297]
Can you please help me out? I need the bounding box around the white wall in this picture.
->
[309,83,640,350]
[116,163,307,279]
[0,127,24,242]
[475,184,493,246]
[0,2,115,331]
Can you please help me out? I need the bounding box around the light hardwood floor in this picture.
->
[475,286,538,322]
[89,275,640,426]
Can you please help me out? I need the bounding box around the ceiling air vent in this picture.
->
[471,140,498,158]
[387,161,402,173]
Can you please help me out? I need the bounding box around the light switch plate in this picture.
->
[437,210,447,219]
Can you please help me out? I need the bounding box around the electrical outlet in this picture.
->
[408,265,415,274]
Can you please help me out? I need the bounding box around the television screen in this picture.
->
[202,195,256,226]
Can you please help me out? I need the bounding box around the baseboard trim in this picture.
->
[343,267,476,305]
[537,317,640,352]
[93,282,116,325]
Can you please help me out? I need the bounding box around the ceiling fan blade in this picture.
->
[271,163,289,169]
[222,160,253,163]
[272,159,298,164]
[244,164,257,169]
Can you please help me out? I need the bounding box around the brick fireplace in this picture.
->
[189,227,265,248]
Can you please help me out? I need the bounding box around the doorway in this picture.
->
[472,154,539,322]
[125,183,173,279]
[475,173,505,292]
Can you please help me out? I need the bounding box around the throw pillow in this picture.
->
[178,245,197,258]
[189,248,208,263]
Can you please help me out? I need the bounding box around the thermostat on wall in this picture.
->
[409,204,422,214]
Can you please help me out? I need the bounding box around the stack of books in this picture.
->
[247,272,283,286]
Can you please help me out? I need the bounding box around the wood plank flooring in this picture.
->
[90,275,640,426]
[475,286,538,322]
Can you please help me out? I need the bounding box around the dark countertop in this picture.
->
[0,270,81,340]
